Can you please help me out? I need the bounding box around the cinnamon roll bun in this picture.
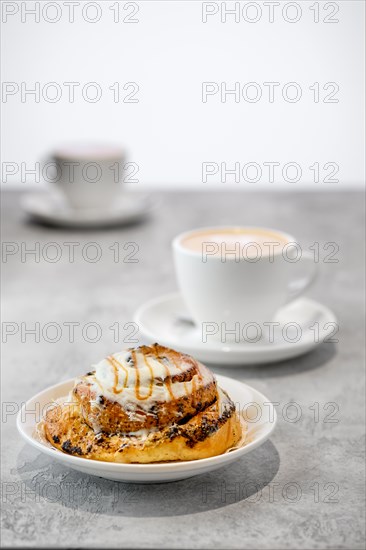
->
[43,344,244,463]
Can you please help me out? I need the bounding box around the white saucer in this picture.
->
[134,293,338,366]
[21,192,154,228]
[17,376,276,483]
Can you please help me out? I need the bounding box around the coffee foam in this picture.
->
[181,228,289,258]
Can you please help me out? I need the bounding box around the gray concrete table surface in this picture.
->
[1,190,365,549]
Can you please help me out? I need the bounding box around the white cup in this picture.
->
[46,144,125,210]
[173,226,318,339]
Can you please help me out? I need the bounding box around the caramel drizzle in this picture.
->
[107,355,129,394]
[191,376,197,407]
[168,354,190,397]
[160,363,175,400]
[191,359,202,407]
[196,360,204,382]
[133,350,154,401]
[152,346,178,400]
[105,346,202,403]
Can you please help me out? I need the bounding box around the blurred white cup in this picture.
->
[47,144,125,210]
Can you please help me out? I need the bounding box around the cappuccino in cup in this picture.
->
[181,227,290,260]
[173,226,318,340]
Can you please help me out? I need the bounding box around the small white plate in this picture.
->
[134,293,338,366]
[17,375,276,483]
[21,192,154,228]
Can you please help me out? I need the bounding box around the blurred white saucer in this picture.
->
[21,192,154,228]
[134,293,338,366]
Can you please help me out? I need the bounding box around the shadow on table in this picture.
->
[22,215,150,232]
[14,440,280,517]
[210,342,337,379]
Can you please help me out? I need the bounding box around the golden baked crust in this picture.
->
[44,388,242,463]
[42,344,244,463]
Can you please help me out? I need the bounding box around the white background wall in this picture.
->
[1,0,365,189]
